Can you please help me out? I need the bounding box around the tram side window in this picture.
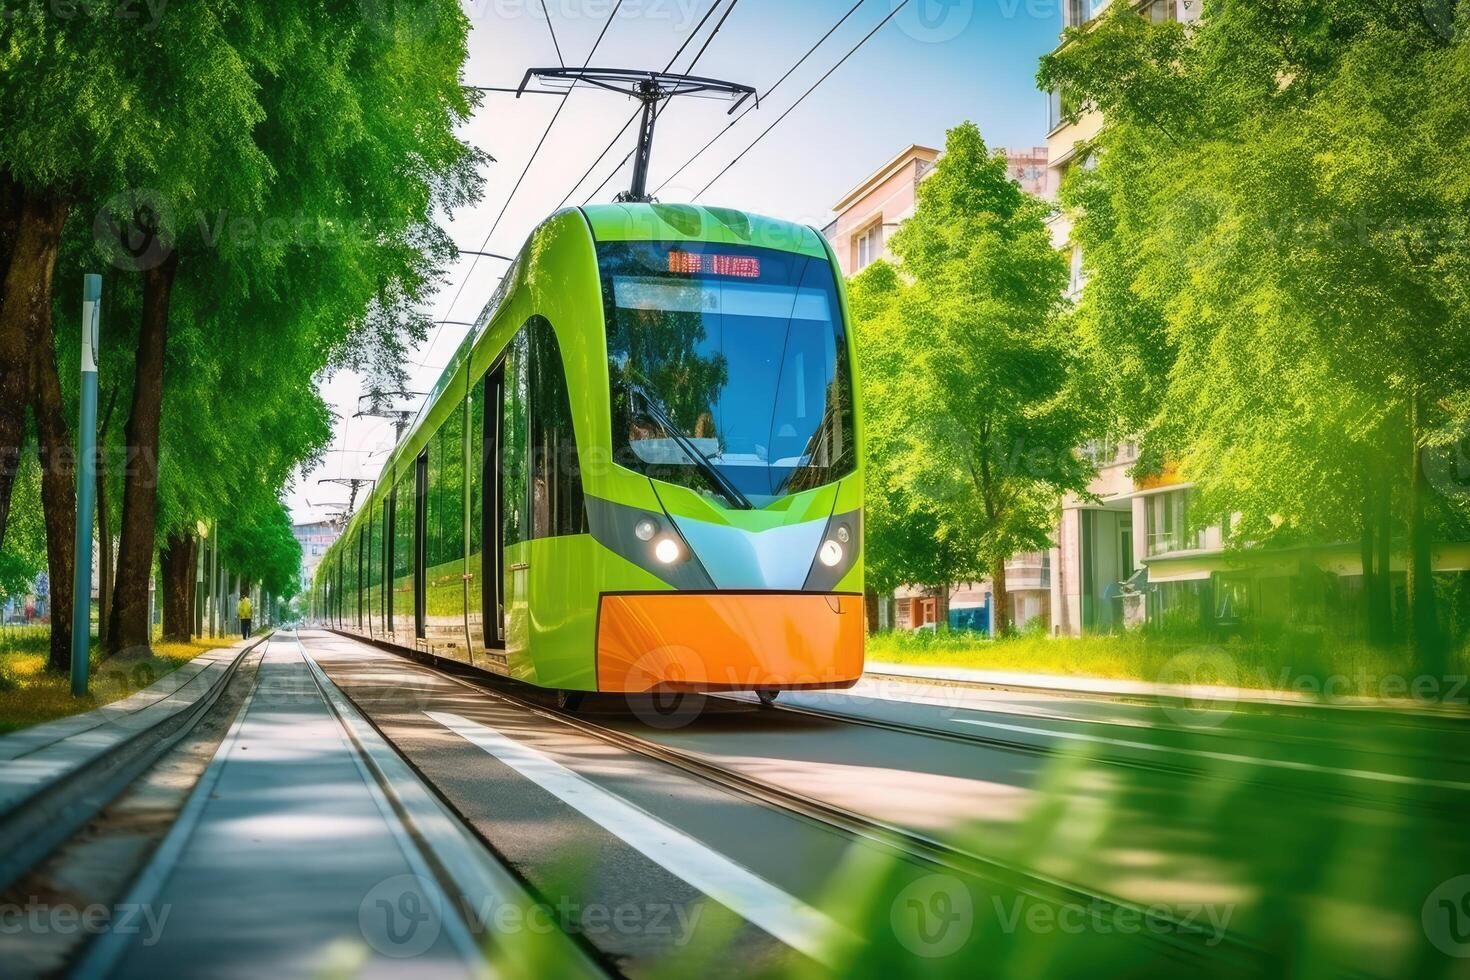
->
[503,328,530,547]
[394,474,414,583]
[347,530,360,625]
[529,317,588,538]
[349,528,361,628]
[430,400,466,567]
[469,380,484,558]
[376,500,387,588]
[365,508,376,593]
[425,432,443,570]
[370,499,385,617]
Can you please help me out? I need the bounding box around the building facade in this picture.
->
[826,144,940,279]
[292,519,340,593]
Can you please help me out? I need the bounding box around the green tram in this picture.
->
[310,204,864,703]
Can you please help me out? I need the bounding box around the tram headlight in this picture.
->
[835,523,851,544]
[634,518,659,542]
[818,539,844,568]
[653,536,682,564]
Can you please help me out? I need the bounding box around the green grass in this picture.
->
[866,627,1470,701]
[0,628,242,734]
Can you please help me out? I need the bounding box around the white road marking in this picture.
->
[425,710,852,965]
[954,717,1470,792]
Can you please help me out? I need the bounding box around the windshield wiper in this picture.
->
[628,383,753,510]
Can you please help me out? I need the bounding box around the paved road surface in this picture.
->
[80,634,484,980]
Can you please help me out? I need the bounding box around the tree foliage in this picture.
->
[0,1,484,659]
[1038,0,1470,661]
[220,499,302,600]
[851,123,1097,632]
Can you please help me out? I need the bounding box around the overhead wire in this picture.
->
[415,0,625,369]
[653,0,869,198]
[694,0,913,200]
[549,0,731,212]
[578,0,742,204]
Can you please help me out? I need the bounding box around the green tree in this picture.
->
[851,123,1096,634]
[0,441,44,604]
[1039,0,1470,666]
[1,1,482,664]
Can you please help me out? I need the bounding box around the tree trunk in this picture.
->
[864,586,880,634]
[934,581,952,633]
[1374,467,1393,642]
[95,386,119,650]
[187,533,198,637]
[160,533,193,642]
[0,172,24,542]
[1456,572,1470,648]
[31,264,77,673]
[1359,474,1377,643]
[991,560,1011,636]
[1406,395,1442,676]
[108,252,179,655]
[96,455,112,651]
[0,188,67,552]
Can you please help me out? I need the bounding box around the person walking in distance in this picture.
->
[237,593,253,640]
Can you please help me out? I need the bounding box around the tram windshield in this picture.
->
[598,240,857,508]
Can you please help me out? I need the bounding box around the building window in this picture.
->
[1146,489,1206,556]
[1082,437,1116,467]
[855,222,884,271]
[1140,0,1177,23]
[1069,243,1085,294]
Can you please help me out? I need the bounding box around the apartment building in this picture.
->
[825,144,1050,280]
[293,519,340,593]
[826,144,940,279]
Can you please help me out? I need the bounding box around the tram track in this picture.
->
[706,693,1470,820]
[328,632,1276,974]
[861,668,1470,736]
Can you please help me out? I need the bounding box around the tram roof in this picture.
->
[579,203,830,260]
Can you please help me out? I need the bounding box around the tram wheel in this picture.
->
[556,690,585,712]
[756,690,780,709]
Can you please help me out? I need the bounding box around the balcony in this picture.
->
[1145,526,1208,557]
[1005,552,1052,591]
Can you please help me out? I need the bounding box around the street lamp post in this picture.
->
[71,274,101,697]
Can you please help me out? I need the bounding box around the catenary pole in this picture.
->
[70,274,102,696]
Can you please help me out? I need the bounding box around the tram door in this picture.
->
[481,364,506,649]
[414,450,428,639]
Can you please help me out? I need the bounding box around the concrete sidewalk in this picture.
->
[81,635,487,978]
[79,631,603,979]
[0,635,267,891]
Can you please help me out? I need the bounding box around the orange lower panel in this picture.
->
[596,592,865,693]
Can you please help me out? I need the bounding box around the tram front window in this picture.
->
[599,240,856,508]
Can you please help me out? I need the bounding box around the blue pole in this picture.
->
[71,274,101,697]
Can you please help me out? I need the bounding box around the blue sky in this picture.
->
[292,0,1063,521]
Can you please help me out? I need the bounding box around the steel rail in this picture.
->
[324,632,1274,974]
